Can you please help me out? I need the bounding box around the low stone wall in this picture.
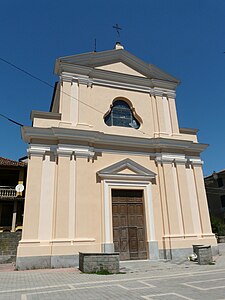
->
[79,252,119,273]
[0,232,22,263]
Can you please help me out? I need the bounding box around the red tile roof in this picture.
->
[0,157,27,167]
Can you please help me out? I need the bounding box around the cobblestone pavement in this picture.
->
[0,244,225,300]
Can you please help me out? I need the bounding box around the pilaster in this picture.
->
[189,158,214,236]
[167,96,179,134]
[155,95,172,135]
[174,158,195,236]
[22,149,44,240]
[155,155,184,237]
[70,81,79,125]
[149,94,160,136]
[38,152,56,241]
[155,95,167,134]
[54,149,73,239]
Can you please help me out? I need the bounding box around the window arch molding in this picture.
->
[104,97,142,129]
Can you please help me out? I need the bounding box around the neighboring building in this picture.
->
[16,43,217,270]
[205,170,225,223]
[0,157,26,232]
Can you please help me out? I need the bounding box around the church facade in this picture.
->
[16,44,217,269]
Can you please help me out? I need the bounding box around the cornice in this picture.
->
[60,72,177,97]
[55,49,180,84]
[98,174,155,181]
[22,126,208,155]
[30,110,62,122]
[58,63,178,91]
[179,128,199,135]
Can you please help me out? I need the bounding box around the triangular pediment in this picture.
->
[97,159,156,180]
[96,62,146,78]
[55,49,179,83]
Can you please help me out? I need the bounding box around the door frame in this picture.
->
[102,180,159,259]
[112,188,147,260]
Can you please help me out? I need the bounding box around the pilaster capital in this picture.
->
[187,156,204,166]
[174,157,187,165]
[57,144,95,158]
[27,144,57,158]
[151,88,176,98]
[155,153,187,165]
[77,76,93,87]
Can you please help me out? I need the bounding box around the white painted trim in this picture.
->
[68,156,76,239]
[57,145,95,158]
[103,180,156,248]
[22,127,208,154]
[61,73,176,97]
[103,180,111,244]
[187,156,204,166]
[155,153,187,164]
[146,183,155,241]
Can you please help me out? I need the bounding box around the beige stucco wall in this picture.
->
[33,80,197,142]
[17,148,216,259]
[17,56,215,267]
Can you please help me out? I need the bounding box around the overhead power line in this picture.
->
[0,56,149,136]
[0,113,23,127]
[0,57,53,88]
[0,56,105,116]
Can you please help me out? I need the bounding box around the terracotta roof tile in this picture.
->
[0,157,27,167]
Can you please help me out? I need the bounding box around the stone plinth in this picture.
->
[195,245,212,265]
[79,252,119,273]
[192,244,203,255]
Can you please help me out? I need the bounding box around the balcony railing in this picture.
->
[0,186,17,198]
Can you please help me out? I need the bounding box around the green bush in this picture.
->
[210,215,225,236]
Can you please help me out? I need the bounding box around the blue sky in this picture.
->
[0,0,225,176]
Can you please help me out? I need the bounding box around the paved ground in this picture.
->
[0,245,225,300]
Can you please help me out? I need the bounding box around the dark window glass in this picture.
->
[221,195,225,208]
[218,178,223,187]
[104,100,140,129]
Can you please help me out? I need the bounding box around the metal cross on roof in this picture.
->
[113,24,122,38]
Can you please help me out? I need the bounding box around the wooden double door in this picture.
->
[112,189,147,260]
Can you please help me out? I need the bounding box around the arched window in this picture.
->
[104,100,140,129]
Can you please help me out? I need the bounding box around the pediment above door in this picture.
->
[97,158,156,181]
